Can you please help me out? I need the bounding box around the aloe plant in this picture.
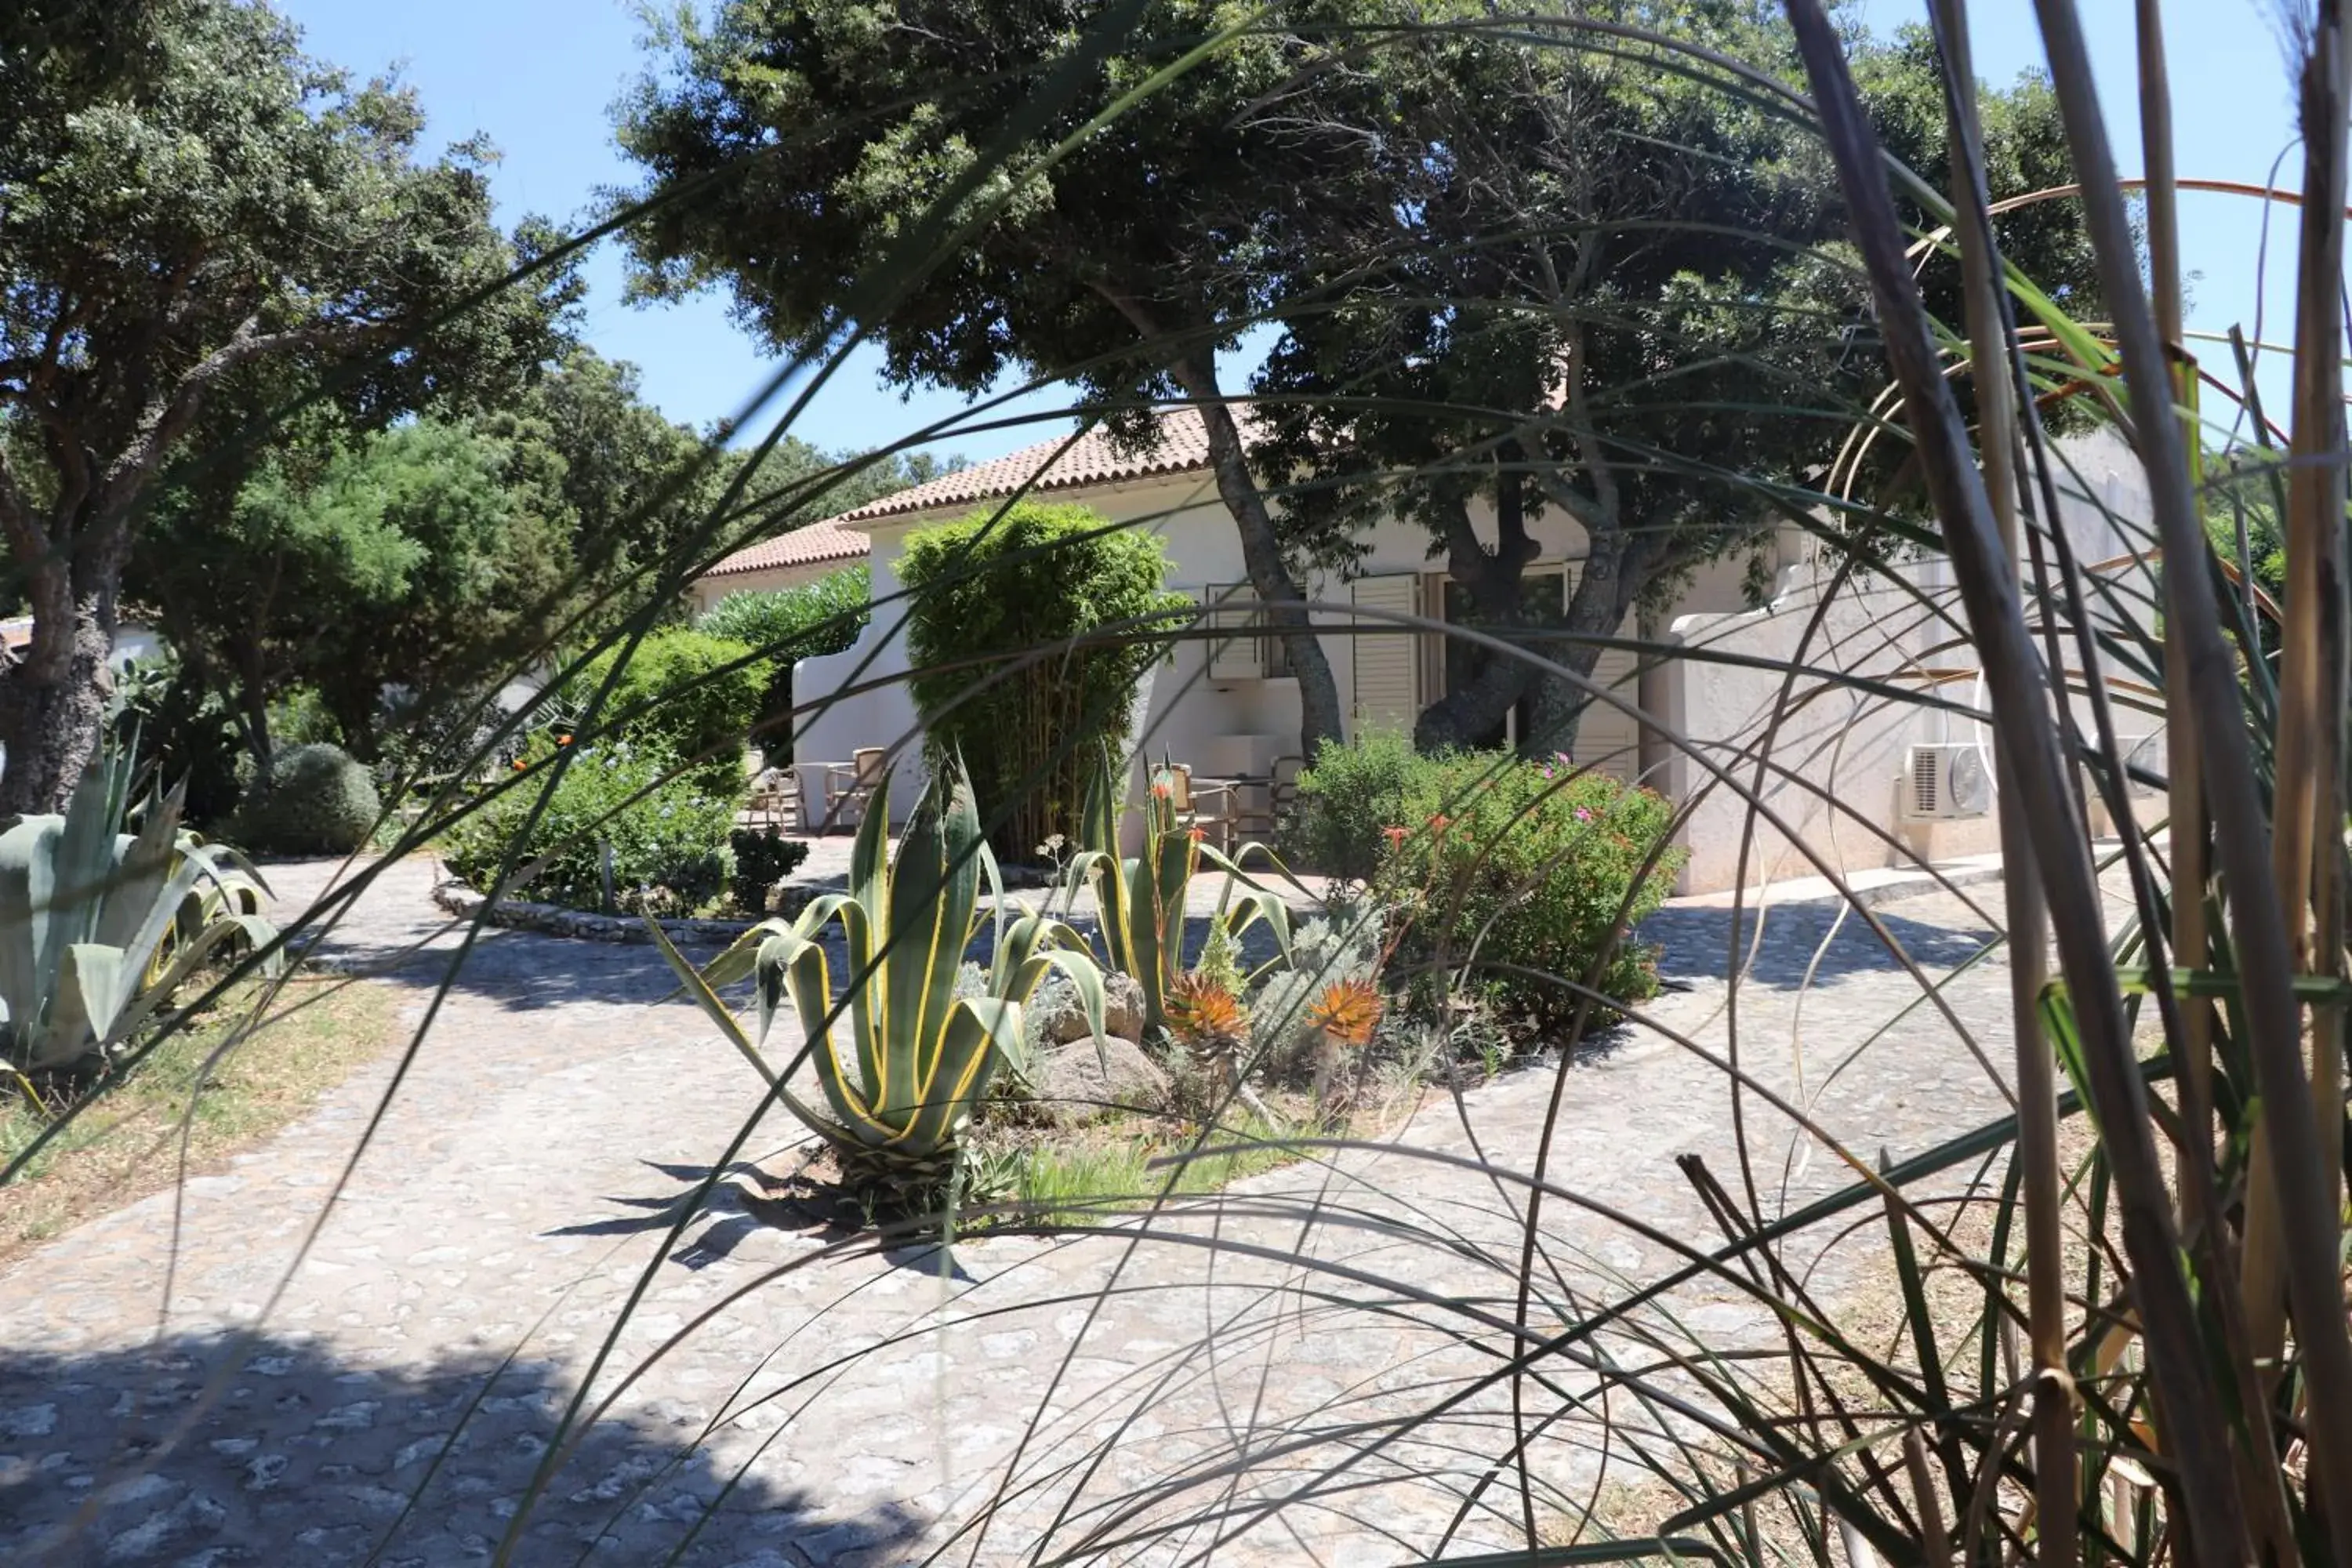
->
[1058,742,1292,1037]
[655,752,1107,1200]
[0,749,282,1075]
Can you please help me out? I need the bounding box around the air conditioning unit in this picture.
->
[1904,742,1994,820]
[2118,732,2166,797]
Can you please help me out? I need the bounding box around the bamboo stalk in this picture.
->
[2136,0,2220,1242]
[2289,0,2352,1434]
[1780,3,2253,1559]
[1925,5,2072,1561]
[2242,0,2352,1412]
[2129,47,2294,1559]
[2026,0,2352,1558]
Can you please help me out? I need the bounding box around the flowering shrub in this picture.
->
[439,737,737,915]
[1283,728,1428,882]
[1300,738,1682,1036]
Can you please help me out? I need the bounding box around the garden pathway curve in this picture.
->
[0,851,2045,1566]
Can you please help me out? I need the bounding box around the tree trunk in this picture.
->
[1524,529,1637,758]
[1412,461,1543,753]
[1413,641,1530,753]
[1167,359,1347,759]
[0,598,114,816]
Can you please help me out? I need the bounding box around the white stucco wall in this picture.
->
[783,466,1763,826]
[779,426,2159,893]
[1656,426,2165,894]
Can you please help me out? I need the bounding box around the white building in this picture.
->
[702,411,2158,894]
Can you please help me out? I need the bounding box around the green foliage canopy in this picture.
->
[575,628,767,792]
[133,419,569,764]
[0,0,563,811]
[695,564,872,662]
[898,503,1187,856]
[614,0,1391,757]
[1249,14,2104,753]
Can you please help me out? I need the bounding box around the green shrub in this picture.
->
[1298,736,1682,1035]
[575,628,767,788]
[727,826,810,913]
[695,563,870,659]
[694,565,871,767]
[238,742,381,855]
[899,501,1189,856]
[440,739,739,916]
[1283,728,1427,881]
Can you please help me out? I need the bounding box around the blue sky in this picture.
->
[276,0,2312,465]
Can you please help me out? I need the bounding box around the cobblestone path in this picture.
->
[0,852,2042,1565]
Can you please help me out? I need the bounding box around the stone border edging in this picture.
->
[431,880,770,946]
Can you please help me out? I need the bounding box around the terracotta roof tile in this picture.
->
[703,517,872,580]
[833,407,1229,525]
[705,407,1243,580]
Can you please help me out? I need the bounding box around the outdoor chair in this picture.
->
[1154,761,1236,854]
[747,767,799,830]
[824,747,889,831]
[1226,753,1303,844]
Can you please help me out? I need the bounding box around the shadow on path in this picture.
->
[0,1331,920,1566]
[1640,901,1999,990]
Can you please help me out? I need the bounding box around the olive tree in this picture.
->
[0,0,557,809]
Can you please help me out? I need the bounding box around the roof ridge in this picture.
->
[702,404,1247,581]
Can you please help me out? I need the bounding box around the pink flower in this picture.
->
[1575,807,1594,822]
[1381,825,1408,847]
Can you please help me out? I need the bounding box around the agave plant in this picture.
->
[1060,742,1293,1037]
[655,752,1108,1204]
[0,749,282,1075]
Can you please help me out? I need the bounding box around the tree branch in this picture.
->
[95,314,372,533]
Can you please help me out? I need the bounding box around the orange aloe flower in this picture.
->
[1307,976,1383,1047]
[1165,971,1244,1042]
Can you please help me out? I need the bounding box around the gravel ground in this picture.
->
[0,848,2067,1566]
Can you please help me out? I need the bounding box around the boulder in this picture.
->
[1102,973,1146,1042]
[1029,1035,1169,1125]
[1043,971,1148,1046]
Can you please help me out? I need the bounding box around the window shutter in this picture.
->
[1562,565,1641,786]
[1350,574,1421,734]
[1204,583,1265,681]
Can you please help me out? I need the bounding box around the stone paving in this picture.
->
[0,848,2063,1565]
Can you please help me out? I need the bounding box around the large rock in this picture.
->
[1044,972,1148,1046]
[1102,973,1145,1041]
[1029,1035,1168,1125]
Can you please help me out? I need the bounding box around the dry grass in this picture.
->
[0,975,405,1267]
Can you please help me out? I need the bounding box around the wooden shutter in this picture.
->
[1350,573,1421,735]
[1203,583,1264,681]
[1562,565,1642,786]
